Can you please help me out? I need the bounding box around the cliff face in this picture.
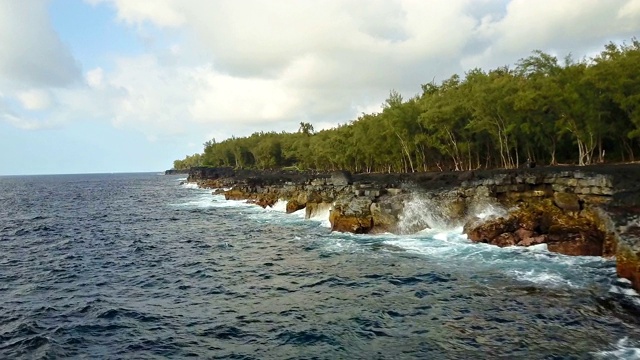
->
[187,164,640,291]
[164,169,190,175]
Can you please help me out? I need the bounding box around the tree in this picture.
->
[298,122,315,135]
[173,38,640,171]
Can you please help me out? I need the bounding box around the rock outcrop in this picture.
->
[186,164,640,292]
[462,199,610,256]
[164,169,190,175]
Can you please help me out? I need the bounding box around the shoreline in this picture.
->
[185,163,640,291]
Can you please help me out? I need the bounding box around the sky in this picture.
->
[1,1,640,175]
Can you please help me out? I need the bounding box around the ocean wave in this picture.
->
[594,337,640,359]
[509,269,576,288]
[2,172,637,359]
[180,182,200,189]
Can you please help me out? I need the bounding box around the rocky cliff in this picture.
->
[187,164,640,291]
[164,169,191,175]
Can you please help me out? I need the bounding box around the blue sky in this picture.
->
[1,0,640,175]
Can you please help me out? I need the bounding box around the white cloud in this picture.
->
[0,2,80,88]
[189,71,299,123]
[4,0,640,145]
[16,89,52,111]
[619,0,640,19]
[86,68,104,88]
[463,0,640,69]
[0,95,60,130]
[1,113,53,130]
[87,0,185,27]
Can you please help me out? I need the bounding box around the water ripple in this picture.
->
[0,173,639,359]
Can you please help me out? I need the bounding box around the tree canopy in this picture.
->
[175,39,640,172]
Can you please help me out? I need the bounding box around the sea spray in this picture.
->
[594,337,640,359]
[265,199,288,212]
[305,202,332,227]
[397,193,450,233]
[396,190,508,234]
[180,182,201,190]
[467,197,508,220]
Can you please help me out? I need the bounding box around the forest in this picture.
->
[173,39,640,173]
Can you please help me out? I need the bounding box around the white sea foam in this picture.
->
[209,197,253,208]
[384,237,458,257]
[170,193,216,208]
[307,203,332,228]
[522,243,549,252]
[265,200,287,212]
[609,277,640,298]
[398,194,449,232]
[471,201,508,220]
[510,269,576,288]
[174,188,617,292]
[180,182,200,189]
[609,286,640,297]
[292,208,306,218]
[383,229,473,258]
[594,338,640,359]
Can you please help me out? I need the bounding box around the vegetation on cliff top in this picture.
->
[173,39,640,172]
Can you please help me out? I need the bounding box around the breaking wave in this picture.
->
[8,175,627,358]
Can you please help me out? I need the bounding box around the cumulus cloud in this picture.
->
[619,0,640,19]
[0,2,81,88]
[4,0,640,144]
[86,68,104,88]
[92,0,640,138]
[465,0,640,69]
[16,89,53,111]
[0,95,60,130]
[87,0,186,27]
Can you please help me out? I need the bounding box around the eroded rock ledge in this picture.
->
[187,164,640,291]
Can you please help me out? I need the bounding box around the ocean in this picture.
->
[1,172,640,359]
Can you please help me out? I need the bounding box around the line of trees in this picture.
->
[172,153,203,170]
[174,39,640,172]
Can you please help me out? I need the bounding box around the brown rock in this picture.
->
[546,232,604,256]
[517,235,547,246]
[553,192,581,212]
[224,188,247,201]
[617,242,640,291]
[296,192,308,205]
[515,228,535,241]
[493,233,517,247]
[329,209,373,233]
[370,202,398,234]
[463,215,517,243]
[252,194,277,208]
[603,233,617,258]
[286,200,305,214]
[515,207,541,231]
[306,191,323,204]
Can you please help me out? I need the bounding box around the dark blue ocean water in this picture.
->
[2,173,640,359]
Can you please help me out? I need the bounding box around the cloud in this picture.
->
[86,68,104,88]
[0,95,60,130]
[463,0,640,69]
[1,113,54,131]
[0,2,81,88]
[5,0,640,145]
[619,0,640,20]
[88,0,185,27]
[16,89,53,111]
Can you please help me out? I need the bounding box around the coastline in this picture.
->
[184,163,640,292]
